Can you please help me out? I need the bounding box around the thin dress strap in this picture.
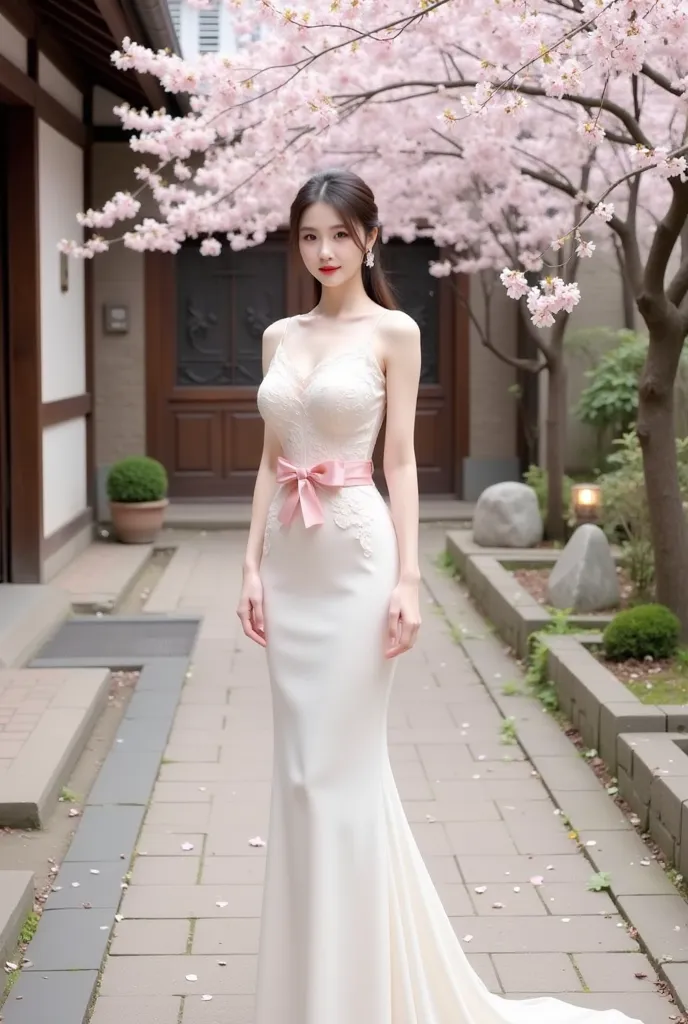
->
[278,316,293,349]
[372,308,391,333]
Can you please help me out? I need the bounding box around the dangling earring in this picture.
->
[365,249,375,269]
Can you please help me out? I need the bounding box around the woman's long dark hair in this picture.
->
[289,169,398,310]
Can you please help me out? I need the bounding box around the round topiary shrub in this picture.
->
[602,603,680,662]
[107,456,168,504]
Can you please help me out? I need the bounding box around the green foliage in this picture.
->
[586,871,612,892]
[107,456,168,503]
[523,465,574,524]
[602,604,680,662]
[597,430,688,599]
[499,717,518,744]
[575,331,647,438]
[525,609,573,712]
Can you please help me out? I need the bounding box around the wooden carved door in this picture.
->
[147,236,465,498]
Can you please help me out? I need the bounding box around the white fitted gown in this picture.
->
[255,320,643,1024]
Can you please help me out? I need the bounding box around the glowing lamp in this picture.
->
[571,483,602,525]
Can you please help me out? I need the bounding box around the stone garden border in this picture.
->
[446,529,615,661]
[545,635,688,775]
[616,733,688,879]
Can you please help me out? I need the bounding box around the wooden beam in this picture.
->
[43,507,93,559]
[6,106,43,582]
[91,0,169,110]
[0,53,87,146]
[41,393,92,427]
[0,0,36,36]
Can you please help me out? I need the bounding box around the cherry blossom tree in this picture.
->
[64,0,688,631]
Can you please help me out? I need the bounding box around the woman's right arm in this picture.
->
[236,319,285,646]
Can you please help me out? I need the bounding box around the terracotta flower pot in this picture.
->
[109,498,168,544]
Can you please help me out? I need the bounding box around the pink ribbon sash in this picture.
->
[276,456,374,529]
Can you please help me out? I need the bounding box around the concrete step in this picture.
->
[0,871,34,967]
[0,668,111,828]
[0,585,71,670]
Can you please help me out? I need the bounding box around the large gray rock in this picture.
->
[472,482,543,548]
[547,523,620,612]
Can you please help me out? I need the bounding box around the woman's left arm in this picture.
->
[381,310,422,658]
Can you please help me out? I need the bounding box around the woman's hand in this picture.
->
[237,570,267,647]
[385,578,421,659]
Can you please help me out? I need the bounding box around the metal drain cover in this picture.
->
[32,616,200,663]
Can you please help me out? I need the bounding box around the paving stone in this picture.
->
[573,952,660,992]
[431,779,550,803]
[127,688,182,720]
[571,829,677,896]
[444,821,519,856]
[115,715,174,753]
[1,969,98,1024]
[45,860,128,909]
[492,952,582,992]
[24,909,112,970]
[402,798,501,822]
[88,751,161,806]
[111,919,190,955]
[436,883,475,915]
[192,918,261,955]
[555,790,634,832]
[152,781,214,803]
[468,882,546,916]
[65,805,146,862]
[662,962,688,1011]
[457,854,592,884]
[449,914,636,953]
[502,820,576,855]
[181,994,254,1024]
[200,858,266,885]
[135,659,189,693]
[165,744,221,763]
[467,953,502,992]
[131,855,201,886]
[99,954,257,996]
[530,755,604,791]
[135,830,207,857]
[121,884,263,919]
[90,995,182,1024]
[616,895,688,962]
[145,803,212,830]
[535,883,617,916]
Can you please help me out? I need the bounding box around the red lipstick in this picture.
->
[319,266,340,274]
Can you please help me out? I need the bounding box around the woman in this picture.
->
[237,169,642,1024]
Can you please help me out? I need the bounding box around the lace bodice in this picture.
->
[257,315,389,557]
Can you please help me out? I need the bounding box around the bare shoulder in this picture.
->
[379,309,420,348]
[378,309,420,370]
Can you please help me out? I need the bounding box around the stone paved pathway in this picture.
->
[88,527,676,1024]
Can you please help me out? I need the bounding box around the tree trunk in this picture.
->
[546,354,567,541]
[637,328,688,636]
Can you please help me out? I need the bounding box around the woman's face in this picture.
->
[298,201,376,289]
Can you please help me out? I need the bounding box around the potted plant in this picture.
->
[107,456,168,543]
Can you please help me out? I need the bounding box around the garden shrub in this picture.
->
[107,456,168,503]
[602,604,680,662]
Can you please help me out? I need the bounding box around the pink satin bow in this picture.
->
[276,456,374,528]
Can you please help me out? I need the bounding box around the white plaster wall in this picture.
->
[42,418,87,537]
[0,12,26,71]
[38,54,83,119]
[538,251,629,472]
[468,276,518,459]
[38,120,86,403]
